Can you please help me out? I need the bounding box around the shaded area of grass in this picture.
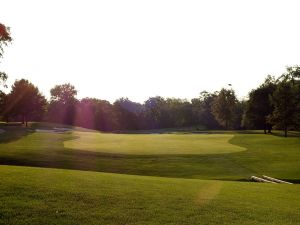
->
[0,126,32,143]
[0,165,299,225]
[0,126,299,181]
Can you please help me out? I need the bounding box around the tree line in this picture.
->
[1,23,300,136]
[0,68,299,137]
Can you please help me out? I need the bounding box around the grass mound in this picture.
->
[0,126,299,181]
[1,165,300,225]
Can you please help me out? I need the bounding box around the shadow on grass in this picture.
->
[269,131,300,138]
[0,130,299,182]
[112,130,268,135]
[0,127,34,144]
[0,145,256,181]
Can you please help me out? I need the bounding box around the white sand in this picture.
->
[53,127,73,132]
[35,128,73,133]
[35,129,55,133]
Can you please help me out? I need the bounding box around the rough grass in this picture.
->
[1,165,300,225]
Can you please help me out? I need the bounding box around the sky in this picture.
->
[1,0,300,103]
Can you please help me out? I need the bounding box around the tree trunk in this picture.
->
[284,126,288,137]
[266,123,272,133]
[25,115,28,127]
[22,115,25,124]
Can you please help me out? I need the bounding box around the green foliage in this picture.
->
[0,90,6,119]
[269,70,300,137]
[48,84,78,125]
[191,91,219,129]
[212,88,237,129]
[50,83,77,104]
[4,79,47,126]
[76,98,118,131]
[244,75,276,132]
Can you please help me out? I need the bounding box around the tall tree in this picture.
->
[113,98,143,130]
[48,83,78,125]
[50,83,77,104]
[212,88,237,129]
[75,98,117,131]
[5,79,47,126]
[0,91,7,120]
[144,96,167,129]
[269,74,299,137]
[191,91,219,129]
[244,75,276,133]
[165,98,193,127]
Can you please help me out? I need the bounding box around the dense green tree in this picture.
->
[144,96,169,129]
[50,83,77,104]
[165,98,193,127]
[5,79,47,126]
[0,91,7,120]
[269,74,299,137]
[212,88,237,129]
[75,98,117,131]
[113,98,143,130]
[48,83,78,125]
[244,76,276,133]
[191,91,219,129]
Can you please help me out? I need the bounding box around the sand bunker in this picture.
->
[36,127,73,133]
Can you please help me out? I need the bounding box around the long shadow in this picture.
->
[269,131,300,138]
[0,130,299,183]
[0,132,255,181]
[0,127,34,144]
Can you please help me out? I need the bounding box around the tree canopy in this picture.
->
[245,76,276,133]
[212,88,237,129]
[269,73,300,137]
[1,66,300,137]
[4,79,47,126]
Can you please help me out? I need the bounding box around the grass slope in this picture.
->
[0,126,299,181]
[1,165,300,225]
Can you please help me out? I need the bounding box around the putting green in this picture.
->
[63,132,246,155]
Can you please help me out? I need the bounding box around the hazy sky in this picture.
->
[1,0,300,102]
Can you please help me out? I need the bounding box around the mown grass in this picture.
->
[0,126,299,181]
[64,132,246,154]
[1,165,300,225]
[0,124,300,224]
